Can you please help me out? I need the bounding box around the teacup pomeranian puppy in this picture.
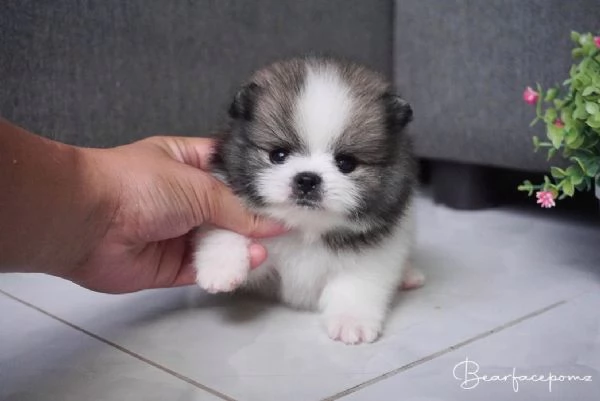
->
[194,56,424,345]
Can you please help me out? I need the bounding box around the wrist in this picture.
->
[49,146,120,279]
[0,120,119,277]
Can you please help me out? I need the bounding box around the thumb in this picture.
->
[196,174,287,238]
[147,135,287,238]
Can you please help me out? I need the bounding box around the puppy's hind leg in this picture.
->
[400,260,425,291]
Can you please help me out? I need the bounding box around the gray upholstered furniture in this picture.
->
[394,0,600,207]
[2,0,599,208]
[1,0,393,147]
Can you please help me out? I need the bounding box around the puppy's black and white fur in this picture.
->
[194,57,423,344]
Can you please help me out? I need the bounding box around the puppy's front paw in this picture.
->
[194,229,251,294]
[196,265,248,294]
[326,316,382,345]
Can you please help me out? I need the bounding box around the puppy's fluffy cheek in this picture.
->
[321,171,361,213]
[350,168,384,202]
[256,165,295,204]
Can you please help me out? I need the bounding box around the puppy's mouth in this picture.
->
[294,198,322,209]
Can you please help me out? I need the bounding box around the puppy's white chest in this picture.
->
[262,233,340,309]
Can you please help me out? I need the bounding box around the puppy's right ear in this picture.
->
[228,82,261,121]
[382,91,413,133]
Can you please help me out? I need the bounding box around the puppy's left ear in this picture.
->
[382,92,413,132]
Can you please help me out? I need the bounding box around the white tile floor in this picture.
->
[1,195,599,401]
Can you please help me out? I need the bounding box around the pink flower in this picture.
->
[523,87,539,105]
[554,119,565,128]
[536,191,556,208]
[594,36,600,48]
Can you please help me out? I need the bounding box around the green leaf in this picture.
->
[518,180,534,196]
[585,102,600,115]
[580,33,593,49]
[570,156,589,175]
[545,88,559,102]
[544,108,558,123]
[593,71,600,87]
[573,136,587,149]
[588,162,600,177]
[587,119,600,129]
[544,175,552,186]
[573,48,586,58]
[586,112,600,128]
[569,64,578,79]
[572,174,585,186]
[562,179,575,196]
[565,129,585,148]
[574,105,589,120]
[551,167,567,178]
[560,108,574,126]
[582,86,600,96]
[573,75,591,90]
[547,124,564,148]
[547,147,558,160]
[565,165,577,176]
[571,31,581,43]
[566,165,585,184]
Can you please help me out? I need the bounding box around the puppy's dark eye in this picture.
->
[335,154,358,174]
[269,148,289,164]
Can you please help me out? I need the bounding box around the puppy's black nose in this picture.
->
[294,172,322,194]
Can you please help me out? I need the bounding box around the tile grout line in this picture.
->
[322,299,569,401]
[0,289,238,401]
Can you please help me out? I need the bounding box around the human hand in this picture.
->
[63,136,285,293]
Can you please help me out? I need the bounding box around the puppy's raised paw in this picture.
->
[196,265,248,294]
[194,229,251,294]
[326,315,382,345]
